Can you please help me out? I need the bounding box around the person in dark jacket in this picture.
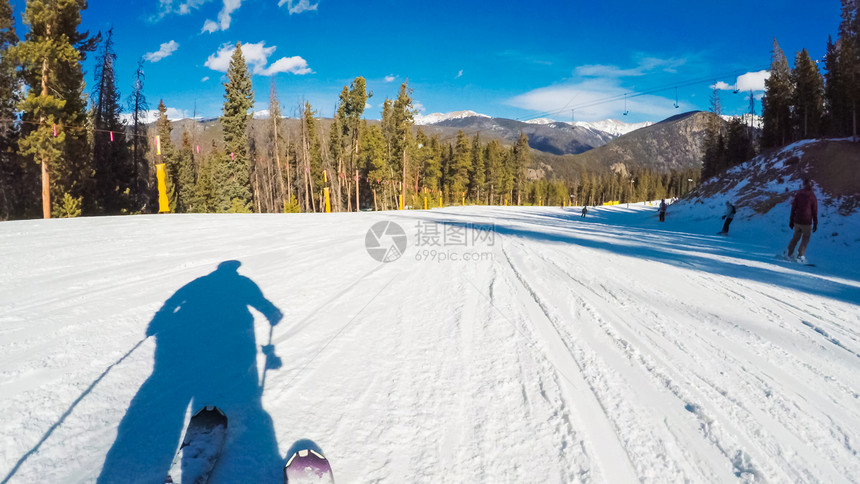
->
[785,179,818,263]
[658,199,667,222]
[719,201,736,235]
[581,206,588,218]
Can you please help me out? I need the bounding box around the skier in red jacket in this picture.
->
[784,178,818,263]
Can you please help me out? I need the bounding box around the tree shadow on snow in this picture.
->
[97,260,284,483]
[426,214,860,306]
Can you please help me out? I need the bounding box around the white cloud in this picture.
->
[365,102,372,109]
[278,0,319,14]
[205,42,312,76]
[456,70,463,79]
[202,19,219,33]
[201,76,210,82]
[736,70,770,92]
[202,0,244,33]
[508,79,686,122]
[258,56,312,75]
[576,64,644,78]
[144,40,179,63]
[576,56,687,78]
[711,70,770,93]
[153,0,212,21]
[413,102,425,113]
[384,75,396,83]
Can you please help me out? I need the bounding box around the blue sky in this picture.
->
[12,0,844,123]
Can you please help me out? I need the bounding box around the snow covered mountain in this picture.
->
[524,117,652,137]
[574,118,653,137]
[414,110,491,125]
[524,117,557,125]
[424,111,653,138]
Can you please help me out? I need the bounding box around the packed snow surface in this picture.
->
[1,204,859,483]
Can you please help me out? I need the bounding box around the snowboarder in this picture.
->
[718,201,736,235]
[581,206,588,218]
[658,199,667,222]
[784,178,818,264]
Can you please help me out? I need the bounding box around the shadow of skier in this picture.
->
[98,260,284,483]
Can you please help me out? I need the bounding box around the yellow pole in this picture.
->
[156,163,169,213]
[424,197,428,210]
[323,170,331,212]
[462,196,465,206]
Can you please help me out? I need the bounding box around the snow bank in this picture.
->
[1,204,858,483]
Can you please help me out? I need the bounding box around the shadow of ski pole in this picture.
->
[0,337,148,484]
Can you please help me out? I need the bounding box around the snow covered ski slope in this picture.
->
[1,204,859,483]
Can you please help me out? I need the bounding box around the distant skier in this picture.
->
[581,206,588,218]
[784,178,818,263]
[718,201,736,235]
[658,199,667,222]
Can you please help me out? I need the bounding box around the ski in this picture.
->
[165,406,228,484]
[284,448,334,484]
[774,254,816,267]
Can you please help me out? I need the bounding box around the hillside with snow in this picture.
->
[574,119,653,137]
[419,111,653,138]
[2,173,859,482]
[414,110,491,125]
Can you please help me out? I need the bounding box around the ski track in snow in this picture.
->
[1,206,859,483]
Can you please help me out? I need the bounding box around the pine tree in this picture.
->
[127,59,149,211]
[420,132,442,197]
[176,130,197,212]
[725,117,754,168]
[761,39,794,148]
[469,132,485,202]
[92,28,132,213]
[268,81,287,211]
[449,131,471,201]
[216,42,255,212]
[824,36,846,136]
[836,0,860,140]
[392,81,414,209]
[361,124,387,210]
[484,139,504,204]
[194,142,219,213]
[512,132,530,205]
[0,0,23,219]
[299,101,323,212]
[791,48,825,139]
[11,0,93,218]
[702,88,727,178]
[337,77,370,211]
